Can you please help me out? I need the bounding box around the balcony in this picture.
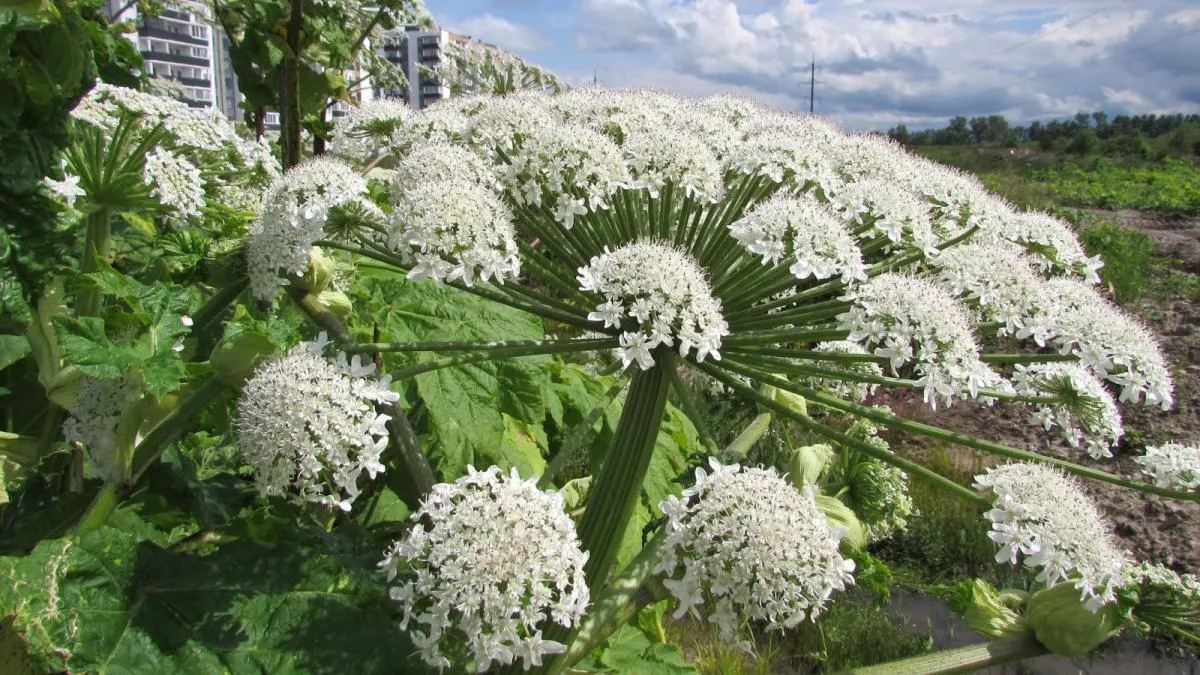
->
[139,26,207,46]
[141,50,209,67]
[160,8,191,22]
[175,76,211,88]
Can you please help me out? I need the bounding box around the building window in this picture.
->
[190,24,208,39]
[193,47,208,58]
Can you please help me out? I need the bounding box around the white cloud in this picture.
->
[453,13,553,52]
[562,0,1200,129]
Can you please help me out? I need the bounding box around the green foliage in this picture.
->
[1076,219,1156,303]
[577,623,698,674]
[0,514,424,674]
[0,1,94,308]
[1037,158,1200,214]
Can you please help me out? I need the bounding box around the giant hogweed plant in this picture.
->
[2,80,1199,674]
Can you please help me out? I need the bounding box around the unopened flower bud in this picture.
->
[959,579,1030,640]
[295,247,335,294]
[211,332,277,388]
[1026,582,1122,658]
[316,290,353,320]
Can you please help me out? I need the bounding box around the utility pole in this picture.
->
[809,56,815,113]
[593,68,597,85]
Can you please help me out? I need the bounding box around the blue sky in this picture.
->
[432,0,1200,130]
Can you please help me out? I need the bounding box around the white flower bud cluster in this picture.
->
[578,242,728,369]
[388,179,520,287]
[379,465,589,672]
[974,462,1128,610]
[830,417,915,542]
[1012,363,1124,459]
[932,242,1056,338]
[246,157,376,302]
[235,333,398,512]
[1123,561,1200,601]
[838,274,1006,408]
[805,341,885,403]
[62,375,141,482]
[142,147,205,225]
[727,128,832,186]
[1043,279,1173,410]
[656,458,855,648]
[330,98,412,162]
[503,123,630,225]
[464,91,559,155]
[1134,443,1200,491]
[730,193,867,284]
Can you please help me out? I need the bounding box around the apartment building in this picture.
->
[104,0,240,120]
[377,26,473,109]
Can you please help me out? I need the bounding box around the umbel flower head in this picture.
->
[1135,442,1200,491]
[246,157,380,302]
[329,98,412,162]
[235,333,398,512]
[578,242,728,369]
[61,374,144,482]
[379,466,589,672]
[975,463,1128,611]
[655,458,855,648]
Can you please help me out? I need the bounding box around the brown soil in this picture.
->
[891,209,1200,573]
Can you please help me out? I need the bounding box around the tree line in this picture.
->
[887,112,1200,159]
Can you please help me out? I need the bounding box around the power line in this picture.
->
[989,0,1129,58]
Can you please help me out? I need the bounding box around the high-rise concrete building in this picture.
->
[377,26,473,109]
[104,1,241,120]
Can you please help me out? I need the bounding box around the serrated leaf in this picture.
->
[0,523,426,674]
[487,414,546,478]
[51,315,139,380]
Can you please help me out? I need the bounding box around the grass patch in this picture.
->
[1075,219,1157,303]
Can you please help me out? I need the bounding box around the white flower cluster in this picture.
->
[246,157,376,302]
[391,101,470,150]
[977,209,1104,283]
[330,98,412,162]
[390,140,499,200]
[1134,442,1200,491]
[62,375,141,482]
[1123,561,1200,602]
[838,273,1005,408]
[622,127,724,202]
[804,341,885,403]
[388,179,521,287]
[463,91,559,156]
[932,242,1054,337]
[656,458,855,647]
[578,242,728,369]
[379,465,589,672]
[974,463,1128,610]
[503,123,630,225]
[730,192,867,284]
[829,179,940,256]
[235,333,398,512]
[142,147,205,225]
[438,38,563,97]
[1012,363,1124,459]
[1043,279,1174,410]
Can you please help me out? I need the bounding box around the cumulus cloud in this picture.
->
[562,0,1200,129]
[453,13,553,52]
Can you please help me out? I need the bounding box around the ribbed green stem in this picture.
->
[721,326,849,347]
[547,532,668,675]
[538,378,628,490]
[844,636,1047,675]
[75,207,111,317]
[576,351,673,591]
[726,361,1200,502]
[389,338,619,381]
[699,360,988,506]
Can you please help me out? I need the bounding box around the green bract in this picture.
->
[1026,582,1122,658]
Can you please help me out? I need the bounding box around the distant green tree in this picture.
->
[1067,128,1100,155]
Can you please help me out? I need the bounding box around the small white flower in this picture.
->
[43,172,86,207]
[1011,363,1124,459]
[143,147,206,225]
[380,465,589,672]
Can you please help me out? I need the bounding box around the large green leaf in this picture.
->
[357,275,551,478]
[0,522,426,674]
